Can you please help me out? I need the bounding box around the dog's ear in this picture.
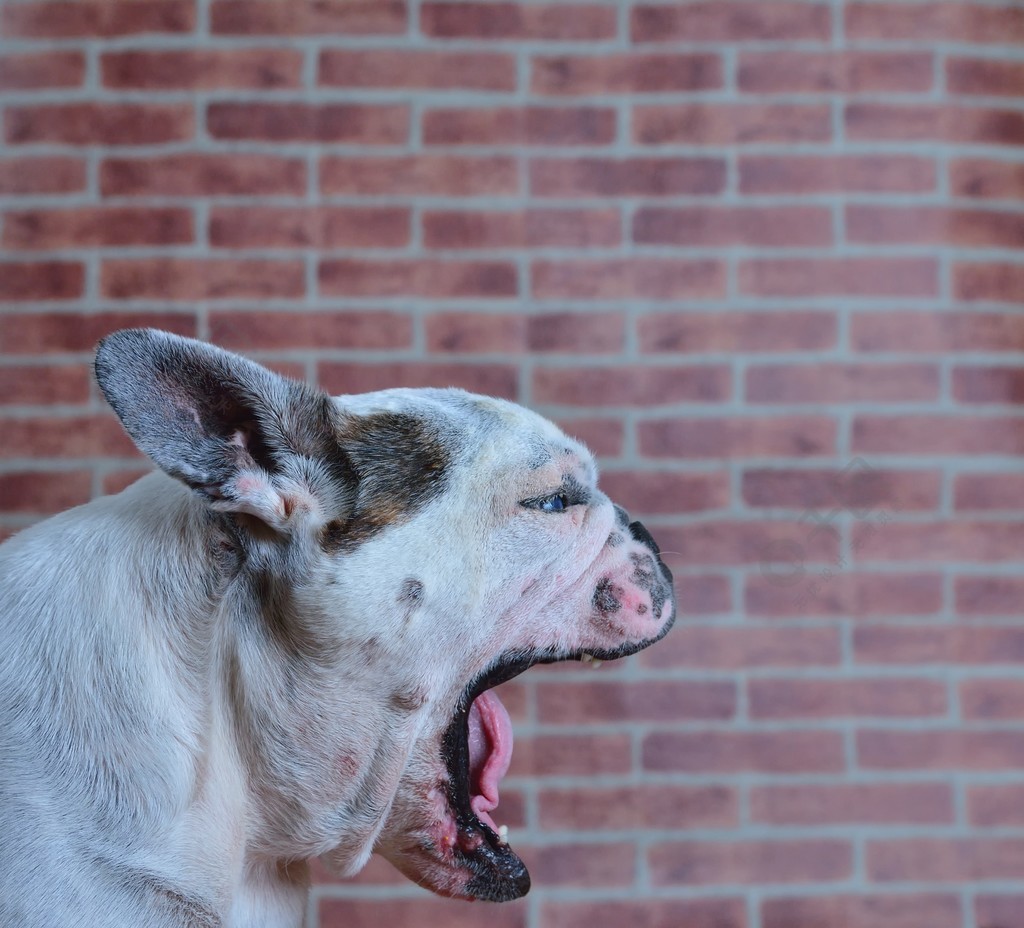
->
[95,328,344,530]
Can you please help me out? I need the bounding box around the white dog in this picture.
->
[0,329,675,927]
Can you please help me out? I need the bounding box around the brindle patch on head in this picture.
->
[322,412,450,554]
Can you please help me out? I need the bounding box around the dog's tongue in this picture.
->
[467,689,513,832]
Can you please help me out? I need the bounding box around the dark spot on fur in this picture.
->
[322,412,450,554]
[637,603,648,615]
[613,505,630,529]
[593,578,622,615]
[607,531,624,548]
[391,687,428,712]
[630,551,658,591]
[400,577,424,605]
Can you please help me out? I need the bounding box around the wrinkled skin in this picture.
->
[0,329,674,926]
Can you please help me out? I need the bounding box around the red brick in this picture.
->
[318,361,518,401]
[970,785,1024,827]
[319,898,526,928]
[854,414,1024,455]
[762,894,961,928]
[750,678,947,719]
[858,729,1024,770]
[741,155,936,194]
[532,259,725,300]
[0,311,195,354]
[319,259,517,299]
[953,158,1024,198]
[209,206,409,249]
[532,53,722,94]
[4,208,193,250]
[640,310,837,354]
[424,107,615,146]
[739,51,933,93]
[743,467,940,512]
[746,572,944,618]
[962,679,1024,720]
[747,363,939,403]
[852,310,1024,353]
[0,364,91,405]
[847,205,1024,247]
[207,103,407,143]
[102,468,151,495]
[5,103,193,146]
[954,366,1024,403]
[598,470,728,515]
[538,680,736,725]
[869,838,1024,882]
[634,206,832,248]
[0,263,83,302]
[538,785,736,831]
[426,311,624,354]
[649,840,851,886]
[957,576,1024,614]
[634,103,830,145]
[101,154,306,197]
[655,520,839,569]
[424,209,620,250]
[948,57,1024,96]
[319,49,515,90]
[0,413,138,459]
[740,258,938,298]
[511,734,631,777]
[0,51,85,90]
[527,842,635,888]
[632,2,831,42]
[853,520,1024,562]
[102,49,302,90]
[640,417,836,459]
[845,2,1024,44]
[956,263,1024,303]
[1,1,194,37]
[533,365,729,406]
[212,0,405,34]
[0,157,85,196]
[531,157,726,196]
[752,783,953,826]
[543,899,746,928]
[975,896,1024,928]
[320,155,518,196]
[0,471,92,515]
[554,417,624,457]
[102,259,303,301]
[855,625,1024,665]
[847,103,1024,145]
[665,574,732,616]
[421,3,616,40]
[209,311,412,352]
[640,626,841,670]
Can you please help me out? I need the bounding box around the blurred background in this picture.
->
[2,1,1024,926]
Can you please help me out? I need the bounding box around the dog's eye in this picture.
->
[540,493,569,513]
[522,492,571,513]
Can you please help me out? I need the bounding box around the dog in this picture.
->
[0,329,675,927]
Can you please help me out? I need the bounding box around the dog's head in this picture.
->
[95,329,674,903]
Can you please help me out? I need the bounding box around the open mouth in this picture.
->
[438,635,675,901]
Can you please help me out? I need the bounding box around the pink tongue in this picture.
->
[466,689,514,832]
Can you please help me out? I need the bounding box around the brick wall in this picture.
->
[2,1,1024,926]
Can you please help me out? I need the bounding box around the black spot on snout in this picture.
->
[628,519,660,556]
[593,578,622,615]
[613,505,630,529]
[606,530,625,548]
